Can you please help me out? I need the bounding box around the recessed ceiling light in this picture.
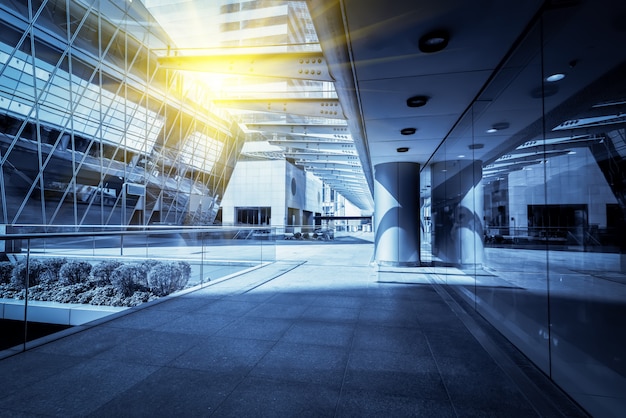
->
[396,147,409,153]
[457,154,465,158]
[406,95,429,108]
[486,122,509,133]
[400,127,417,135]
[468,143,484,150]
[419,29,449,53]
[545,73,565,82]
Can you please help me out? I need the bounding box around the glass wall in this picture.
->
[427,1,626,416]
[0,0,244,230]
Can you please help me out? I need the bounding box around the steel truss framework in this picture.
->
[0,0,245,229]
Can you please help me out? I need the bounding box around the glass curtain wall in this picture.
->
[428,2,626,416]
[0,0,244,231]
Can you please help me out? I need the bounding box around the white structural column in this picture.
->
[374,162,420,266]
[432,160,484,267]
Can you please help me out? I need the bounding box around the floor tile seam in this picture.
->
[273,339,353,351]
[234,261,307,294]
[346,360,445,377]
[32,325,155,360]
[154,335,223,373]
[422,309,461,418]
[354,319,422,330]
[333,306,361,418]
[0,406,55,417]
[189,261,303,294]
[85,365,166,417]
[205,317,300,417]
[10,358,161,417]
[426,277,579,417]
[353,320,426,333]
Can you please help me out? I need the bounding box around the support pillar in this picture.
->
[374,162,420,267]
[432,160,484,267]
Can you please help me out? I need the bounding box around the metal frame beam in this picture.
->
[157,51,333,82]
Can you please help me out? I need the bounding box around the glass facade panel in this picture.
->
[426,2,626,415]
[0,0,244,229]
[542,4,626,416]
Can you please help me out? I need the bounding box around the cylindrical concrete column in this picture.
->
[432,160,484,267]
[374,162,420,267]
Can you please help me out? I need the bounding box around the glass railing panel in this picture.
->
[0,225,275,356]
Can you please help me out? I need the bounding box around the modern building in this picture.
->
[219,143,325,233]
[0,0,625,416]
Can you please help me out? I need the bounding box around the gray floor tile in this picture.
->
[170,336,275,377]
[212,377,339,417]
[103,308,185,330]
[33,326,148,358]
[348,349,439,375]
[214,316,293,341]
[88,366,240,417]
[249,341,349,387]
[245,301,309,319]
[313,294,367,309]
[281,320,355,347]
[358,306,422,328]
[93,329,204,366]
[0,242,587,417]
[149,295,216,312]
[193,299,258,316]
[336,390,456,418]
[352,324,431,355]
[267,292,318,306]
[154,312,235,335]
[0,359,158,417]
[300,305,360,323]
[0,352,85,399]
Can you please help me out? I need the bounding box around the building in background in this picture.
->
[0,0,245,229]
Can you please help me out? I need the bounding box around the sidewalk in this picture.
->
[0,239,586,417]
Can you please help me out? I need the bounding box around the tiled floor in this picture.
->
[0,238,587,417]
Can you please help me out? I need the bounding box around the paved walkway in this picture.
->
[0,237,586,417]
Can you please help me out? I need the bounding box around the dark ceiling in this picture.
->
[308,0,626,189]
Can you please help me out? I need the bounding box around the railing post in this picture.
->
[200,232,205,286]
[23,238,31,352]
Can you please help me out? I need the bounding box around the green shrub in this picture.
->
[39,258,68,283]
[110,264,147,297]
[59,261,92,285]
[92,260,124,286]
[139,260,161,287]
[0,261,13,284]
[10,259,45,288]
[147,261,190,296]
[87,285,121,306]
[52,283,91,303]
[176,261,191,284]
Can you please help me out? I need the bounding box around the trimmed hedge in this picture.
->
[0,262,13,284]
[0,258,192,307]
[92,260,124,286]
[59,260,92,285]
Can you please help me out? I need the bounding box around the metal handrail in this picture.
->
[0,224,275,241]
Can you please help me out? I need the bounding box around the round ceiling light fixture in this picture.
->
[486,122,509,133]
[468,143,484,150]
[400,127,417,135]
[406,95,429,108]
[419,29,450,53]
[396,147,410,153]
[545,73,565,82]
